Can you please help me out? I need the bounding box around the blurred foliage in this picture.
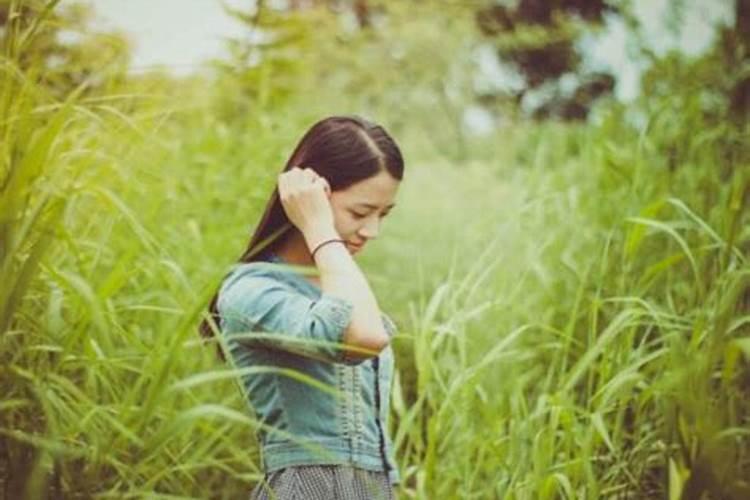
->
[722,0,750,121]
[209,0,481,159]
[0,0,131,97]
[1,0,749,498]
[630,0,748,179]
[474,0,617,120]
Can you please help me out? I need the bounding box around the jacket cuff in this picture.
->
[311,293,356,362]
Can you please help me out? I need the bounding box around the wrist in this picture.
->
[303,224,341,251]
[311,238,347,261]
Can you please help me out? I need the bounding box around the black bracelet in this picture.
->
[311,238,346,260]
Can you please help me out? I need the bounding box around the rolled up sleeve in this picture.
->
[217,269,358,364]
[381,312,398,338]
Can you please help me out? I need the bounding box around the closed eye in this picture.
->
[351,209,392,219]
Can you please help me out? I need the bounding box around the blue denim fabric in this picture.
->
[217,253,400,485]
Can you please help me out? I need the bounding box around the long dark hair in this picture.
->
[198,115,405,358]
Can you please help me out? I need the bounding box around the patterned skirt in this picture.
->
[250,464,397,500]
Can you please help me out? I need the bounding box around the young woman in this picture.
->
[199,115,404,500]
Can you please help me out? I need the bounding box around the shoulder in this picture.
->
[221,261,280,285]
[219,261,270,287]
[217,262,294,311]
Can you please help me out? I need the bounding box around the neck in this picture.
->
[274,229,320,285]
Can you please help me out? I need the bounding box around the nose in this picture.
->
[358,216,380,240]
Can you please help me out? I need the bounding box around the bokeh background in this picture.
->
[1,0,748,498]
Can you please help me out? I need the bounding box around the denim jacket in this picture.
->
[216,253,400,485]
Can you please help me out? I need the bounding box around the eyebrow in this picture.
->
[356,202,396,210]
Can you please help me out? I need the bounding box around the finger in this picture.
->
[302,168,319,182]
[302,168,325,186]
[294,168,316,186]
[285,168,308,190]
[285,167,303,181]
[310,179,330,199]
[318,177,331,196]
[310,177,326,195]
[278,172,289,198]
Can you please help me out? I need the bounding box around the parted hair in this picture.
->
[198,115,405,359]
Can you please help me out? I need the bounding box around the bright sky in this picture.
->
[88,0,250,73]
[88,0,734,101]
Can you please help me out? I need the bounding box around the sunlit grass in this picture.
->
[2,2,749,499]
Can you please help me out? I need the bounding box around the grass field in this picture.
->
[2,3,749,499]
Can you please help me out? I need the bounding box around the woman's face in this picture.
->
[329,169,400,255]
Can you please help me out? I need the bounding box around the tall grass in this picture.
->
[2,2,749,499]
[380,115,749,498]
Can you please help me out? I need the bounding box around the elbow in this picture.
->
[345,325,390,360]
[363,331,390,353]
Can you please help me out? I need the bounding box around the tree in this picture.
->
[0,0,131,98]
[723,0,749,121]
[475,0,618,120]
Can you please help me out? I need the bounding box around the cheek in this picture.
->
[332,210,357,235]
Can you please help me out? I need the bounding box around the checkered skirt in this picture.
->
[250,464,397,500]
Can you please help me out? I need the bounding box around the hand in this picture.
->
[278,167,336,242]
